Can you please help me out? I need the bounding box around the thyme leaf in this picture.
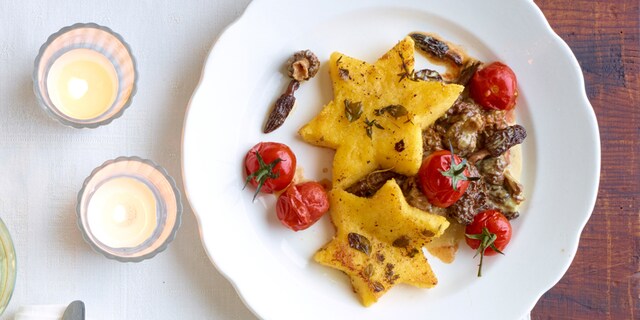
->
[338,68,350,80]
[364,264,374,278]
[348,232,371,256]
[364,118,384,139]
[344,99,363,122]
[397,52,414,82]
[374,105,408,118]
[392,235,410,248]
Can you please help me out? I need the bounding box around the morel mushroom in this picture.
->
[467,124,527,163]
[264,50,320,133]
[287,50,320,81]
[409,32,463,66]
[485,124,527,157]
[263,81,300,133]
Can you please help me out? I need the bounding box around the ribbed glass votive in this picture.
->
[33,23,137,128]
[0,217,16,316]
[76,157,182,262]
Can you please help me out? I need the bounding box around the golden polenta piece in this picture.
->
[314,180,449,306]
[315,231,439,307]
[299,37,463,189]
[330,181,449,244]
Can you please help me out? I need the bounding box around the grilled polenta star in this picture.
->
[314,181,449,306]
[300,37,463,306]
[299,36,463,189]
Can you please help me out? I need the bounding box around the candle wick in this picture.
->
[113,205,129,224]
[68,77,89,99]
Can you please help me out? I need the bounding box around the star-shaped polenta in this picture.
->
[314,180,449,306]
[299,36,463,189]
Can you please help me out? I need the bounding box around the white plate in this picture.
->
[182,0,600,319]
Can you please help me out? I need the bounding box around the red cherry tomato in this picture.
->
[244,142,296,198]
[276,181,329,231]
[417,150,473,208]
[469,62,518,111]
[465,210,512,276]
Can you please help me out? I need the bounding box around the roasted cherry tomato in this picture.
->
[244,142,296,199]
[276,181,329,231]
[417,149,474,208]
[469,62,518,111]
[465,210,512,277]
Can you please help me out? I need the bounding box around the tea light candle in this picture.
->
[46,48,118,120]
[77,157,182,262]
[33,23,136,128]
[0,217,16,315]
[86,176,157,248]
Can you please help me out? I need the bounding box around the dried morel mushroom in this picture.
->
[287,50,320,81]
[263,81,300,133]
[263,50,320,133]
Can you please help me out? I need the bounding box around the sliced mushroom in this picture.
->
[503,171,525,204]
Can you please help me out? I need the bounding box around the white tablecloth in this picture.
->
[0,0,258,319]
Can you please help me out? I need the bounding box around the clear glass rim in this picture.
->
[32,22,138,129]
[76,156,183,262]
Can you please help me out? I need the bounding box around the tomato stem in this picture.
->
[477,247,484,277]
[465,227,504,277]
[244,151,282,201]
[439,143,477,191]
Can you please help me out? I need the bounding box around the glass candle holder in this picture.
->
[0,217,16,316]
[76,157,182,262]
[33,23,137,128]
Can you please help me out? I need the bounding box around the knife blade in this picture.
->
[61,300,85,320]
